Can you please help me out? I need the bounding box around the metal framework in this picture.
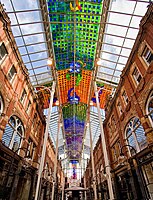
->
[2,0,151,178]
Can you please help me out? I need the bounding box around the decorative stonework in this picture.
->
[146,129,153,144]
[137,78,145,92]
[125,101,131,112]
[120,113,124,121]
[138,41,145,56]
[147,65,153,74]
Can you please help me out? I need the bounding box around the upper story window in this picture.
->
[8,65,17,83]
[2,115,24,152]
[146,90,153,127]
[44,163,50,179]
[32,113,37,128]
[108,122,112,138]
[0,94,4,116]
[20,89,27,103]
[111,115,116,131]
[27,138,36,160]
[125,117,147,155]
[117,101,123,115]
[26,100,31,113]
[0,43,8,61]
[117,141,121,154]
[132,66,142,85]
[122,90,129,105]
[112,146,117,161]
[142,45,153,65]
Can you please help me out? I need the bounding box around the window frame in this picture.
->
[108,122,112,138]
[26,100,31,113]
[20,89,27,104]
[2,115,24,152]
[142,44,153,66]
[132,66,142,86]
[125,117,147,155]
[111,115,117,132]
[0,42,8,62]
[122,90,129,105]
[117,141,121,155]
[112,145,117,162]
[146,90,153,128]
[0,94,4,116]
[7,65,17,83]
[27,138,36,160]
[117,101,123,115]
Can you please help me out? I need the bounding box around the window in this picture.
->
[108,122,112,138]
[117,101,123,115]
[132,67,142,85]
[0,94,4,115]
[125,117,147,155]
[0,43,8,61]
[142,163,153,199]
[142,45,153,65]
[44,163,50,179]
[122,90,129,104]
[117,141,121,155]
[112,146,117,161]
[2,115,24,152]
[20,89,27,103]
[146,90,153,127]
[111,115,116,131]
[27,138,36,160]
[8,65,17,82]
[26,100,31,113]
[32,113,37,129]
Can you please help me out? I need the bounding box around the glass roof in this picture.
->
[1,0,151,169]
[2,0,54,86]
[96,0,151,86]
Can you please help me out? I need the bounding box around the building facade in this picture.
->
[84,3,153,200]
[0,4,62,200]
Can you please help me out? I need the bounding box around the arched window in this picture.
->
[125,117,147,155]
[2,115,24,152]
[0,94,4,115]
[146,90,153,127]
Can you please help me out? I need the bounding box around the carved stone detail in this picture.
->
[125,101,131,112]
[138,41,145,56]
[120,113,124,121]
[137,78,145,92]
[147,65,153,74]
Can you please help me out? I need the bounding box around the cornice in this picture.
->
[0,3,11,26]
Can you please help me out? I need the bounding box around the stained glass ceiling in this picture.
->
[1,0,151,166]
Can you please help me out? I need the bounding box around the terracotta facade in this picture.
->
[84,3,153,200]
[0,4,63,200]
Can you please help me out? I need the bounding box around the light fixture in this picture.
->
[97,58,103,66]
[55,100,59,106]
[86,122,89,127]
[47,58,53,66]
[90,100,94,106]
